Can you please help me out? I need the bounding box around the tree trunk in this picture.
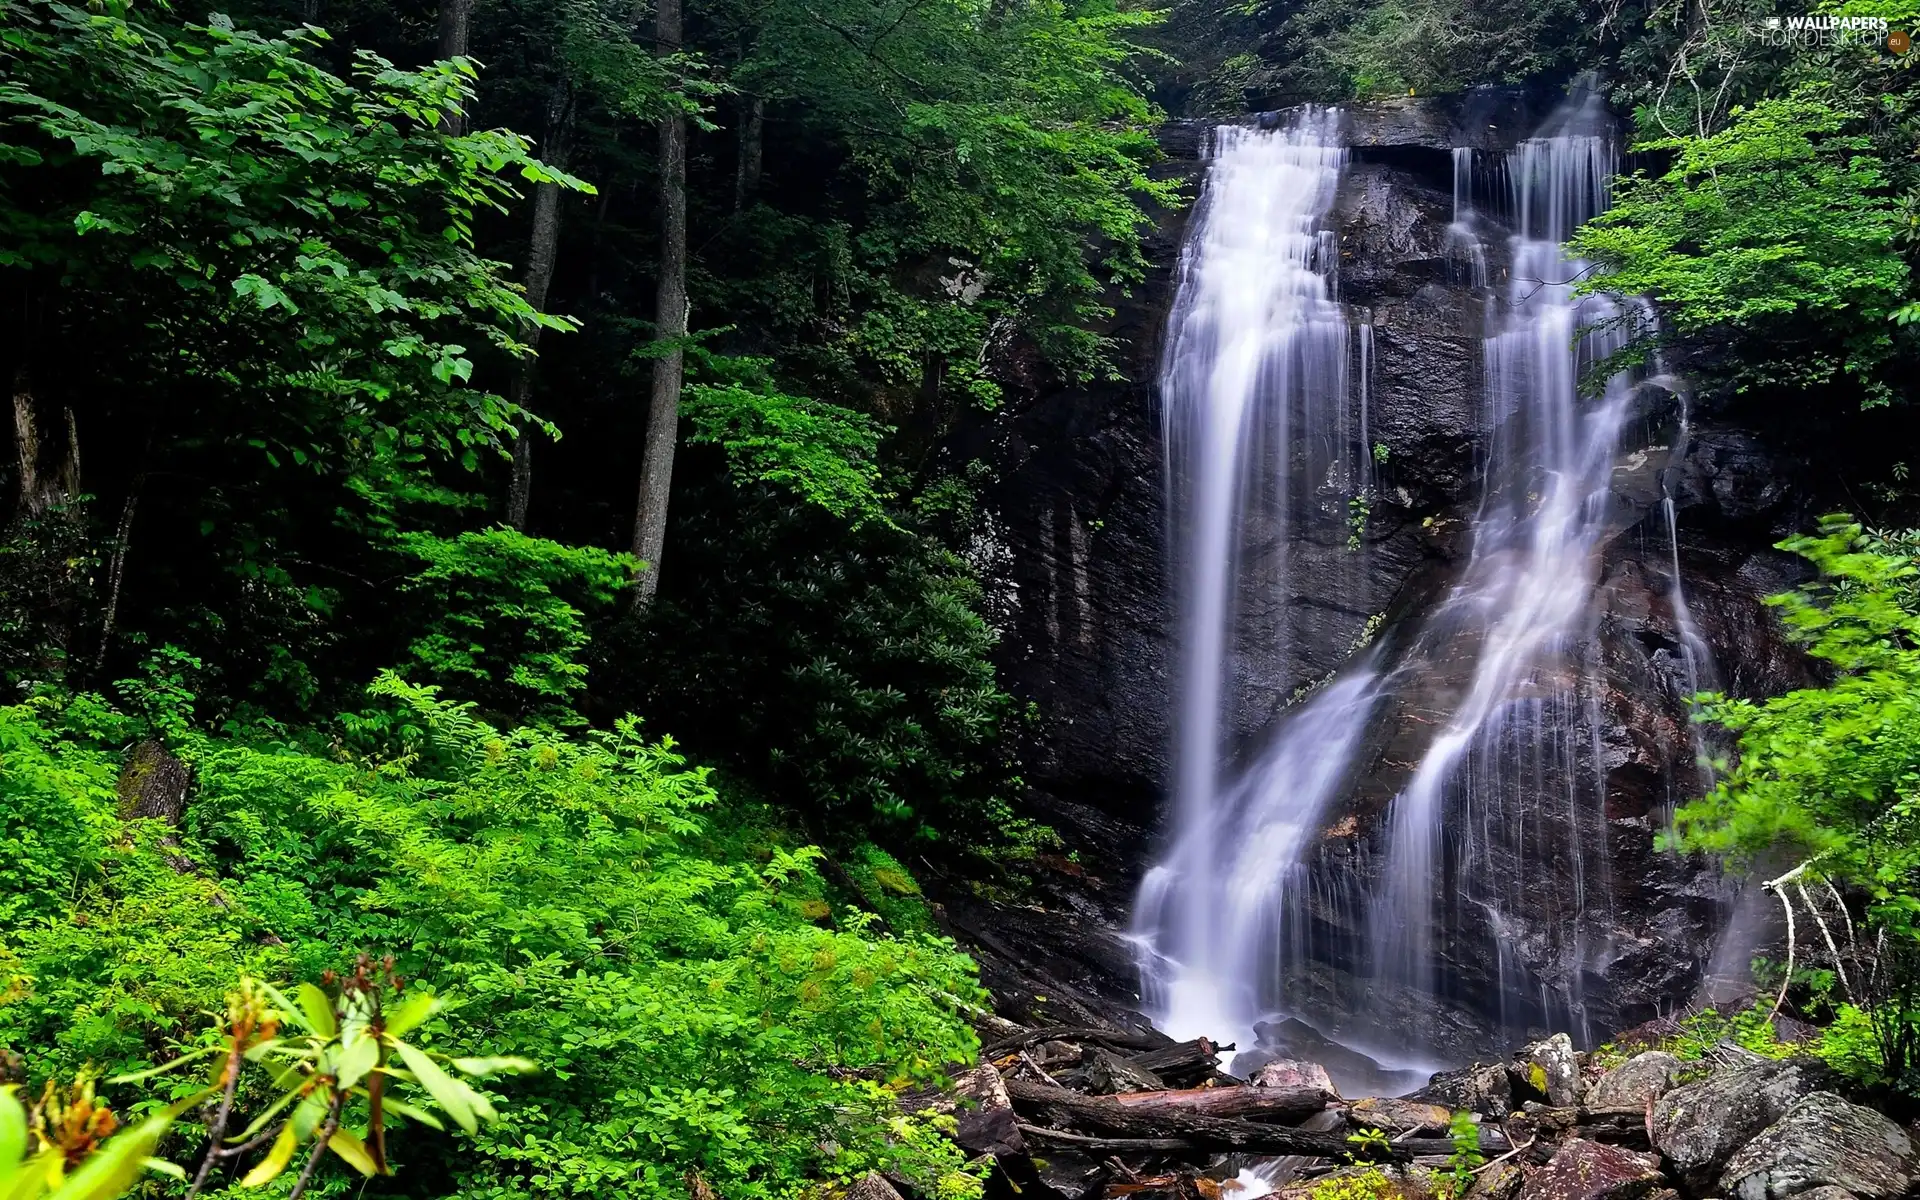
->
[437,0,475,135]
[629,0,687,608]
[734,95,764,211]
[11,369,78,518]
[1106,1085,1329,1122]
[505,79,571,530]
[1003,1079,1404,1161]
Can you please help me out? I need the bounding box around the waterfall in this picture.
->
[1131,112,1372,1055]
[1135,90,1708,1070]
[1366,97,1631,1047]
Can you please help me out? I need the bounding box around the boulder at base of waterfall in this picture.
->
[1514,1034,1583,1107]
[1718,1092,1915,1200]
[1349,1096,1454,1135]
[1650,1059,1828,1190]
[1471,1160,1524,1200]
[1518,1139,1664,1200]
[1415,1063,1514,1117]
[1589,1052,1682,1109]
[1254,1059,1339,1097]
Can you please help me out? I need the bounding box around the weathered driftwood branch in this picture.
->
[1127,1038,1225,1086]
[1108,1084,1329,1123]
[1004,1079,1407,1161]
[983,1026,1172,1058]
[1015,1123,1200,1153]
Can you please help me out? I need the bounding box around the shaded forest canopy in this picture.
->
[2,0,1920,1195]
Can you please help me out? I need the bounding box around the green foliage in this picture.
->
[683,357,892,526]
[1444,1110,1484,1196]
[0,678,985,1200]
[0,1,584,469]
[1573,93,1911,401]
[1313,1165,1394,1200]
[842,844,937,937]
[396,529,635,721]
[619,472,1022,848]
[1669,518,1920,891]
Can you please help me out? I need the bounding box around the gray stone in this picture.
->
[1651,1060,1827,1190]
[1084,1047,1164,1095]
[1253,1058,1339,1097]
[1472,1160,1524,1200]
[1589,1052,1682,1109]
[1518,1139,1663,1200]
[1719,1092,1913,1200]
[1516,1034,1583,1108]
[1417,1062,1514,1117]
[1349,1096,1454,1135]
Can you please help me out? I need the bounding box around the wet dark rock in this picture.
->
[1650,1060,1831,1190]
[1588,1052,1681,1110]
[1518,1139,1664,1200]
[1030,1148,1107,1200]
[1719,1092,1914,1200]
[1414,1062,1513,1117]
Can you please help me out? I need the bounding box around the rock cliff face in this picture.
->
[945,92,1816,1055]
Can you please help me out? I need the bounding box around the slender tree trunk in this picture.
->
[734,95,764,211]
[437,0,475,135]
[11,369,78,518]
[505,80,571,530]
[629,0,687,607]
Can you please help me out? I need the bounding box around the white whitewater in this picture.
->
[1367,97,1632,1044]
[1131,112,1372,1055]
[1137,92,1706,1067]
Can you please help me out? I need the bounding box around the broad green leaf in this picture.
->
[238,1126,296,1188]
[383,990,443,1038]
[393,1042,475,1134]
[326,1129,379,1177]
[232,1085,303,1141]
[336,1033,379,1090]
[380,1098,444,1131]
[291,1091,329,1141]
[449,1056,536,1077]
[294,984,337,1038]
[0,1086,25,1171]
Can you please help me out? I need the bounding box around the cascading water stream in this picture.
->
[1366,101,1631,1046]
[1131,112,1375,1055]
[1136,90,1720,1070]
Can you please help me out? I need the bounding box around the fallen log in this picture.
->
[1016,1124,1200,1153]
[1127,1038,1226,1087]
[985,1025,1173,1058]
[1005,1078,1408,1162]
[1109,1084,1329,1123]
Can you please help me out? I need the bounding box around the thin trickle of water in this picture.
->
[1358,319,1374,491]
[1132,111,1378,1055]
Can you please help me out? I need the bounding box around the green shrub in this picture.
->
[0,677,986,1200]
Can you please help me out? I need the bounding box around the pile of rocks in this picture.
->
[889,1023,1917,1200]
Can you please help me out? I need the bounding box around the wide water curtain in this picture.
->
[1133,112,1365,1053]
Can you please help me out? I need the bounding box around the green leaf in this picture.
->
[393,1042,476,1134]
[294,983,337,1037]
[449,1056,536,1077]
[0,1087,25,1172]
[380,1098,445,1131]
[383,990,443,1038]
[336,1032,379,1090]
